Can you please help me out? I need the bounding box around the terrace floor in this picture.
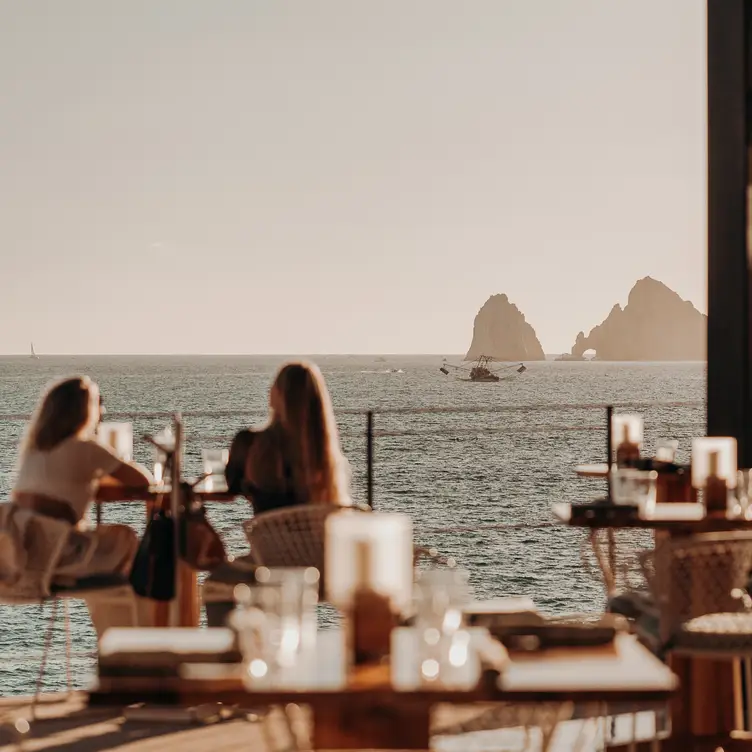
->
[0,693,660,751]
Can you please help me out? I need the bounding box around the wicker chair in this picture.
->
[243,504,337,574]
[203,505,339,625]
[642,532,752,657]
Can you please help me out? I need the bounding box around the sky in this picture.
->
[0,1,707,355]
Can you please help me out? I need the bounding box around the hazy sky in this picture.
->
[0,1,706,354]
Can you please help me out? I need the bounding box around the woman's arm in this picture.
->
[226,429,254,494]
[109,461,153,487]
[87,439,153,487]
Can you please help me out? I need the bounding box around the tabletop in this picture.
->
[96,477,236,503]
[552,502,752,532]
[575,463,609,478]
[91,629,677,707]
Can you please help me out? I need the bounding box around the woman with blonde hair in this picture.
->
[2,376,152,598]
[206,362,351,625]
[226,361,349,512]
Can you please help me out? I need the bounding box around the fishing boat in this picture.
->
[439,354,526,382]
[29,342,39,360]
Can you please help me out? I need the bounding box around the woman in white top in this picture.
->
[10,375,151,583]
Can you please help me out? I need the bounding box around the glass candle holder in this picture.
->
[692,437,737,514]
[413,568,471,636]
[692,438,737,488]
[611,414,643,465]
[610,468,658,517]
[97,422,133,462]
[325,512,413,613]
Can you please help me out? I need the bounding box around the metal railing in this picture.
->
[0,399,706,513]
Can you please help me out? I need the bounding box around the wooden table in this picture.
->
[552,502,752,534]
[90,629,677,751]
[96,477,236,504]
[95,479,239,628]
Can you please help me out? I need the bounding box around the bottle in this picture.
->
[616,424,640,467]
[703,450,728,514]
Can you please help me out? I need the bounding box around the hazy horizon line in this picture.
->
[0,352,705,360]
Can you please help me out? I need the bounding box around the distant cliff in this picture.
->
[570,277,706,361]
[465,294,545,361]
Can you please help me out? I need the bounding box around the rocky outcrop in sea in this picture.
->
[569,277,706,361]
[465,294,545,361]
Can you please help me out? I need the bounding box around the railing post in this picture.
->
[170,413,182,626]
[366,410,374,508]
[606,405,613,500]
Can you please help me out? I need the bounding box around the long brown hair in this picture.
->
[23,376,98,453]
[252,361,348,504]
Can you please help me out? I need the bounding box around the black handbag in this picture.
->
[129,508,176,601]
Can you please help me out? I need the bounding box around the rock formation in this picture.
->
[465,294,545,361]
[569,277,706,361]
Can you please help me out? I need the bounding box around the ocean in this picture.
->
[0,355,705,697]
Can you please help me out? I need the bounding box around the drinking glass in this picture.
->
[229,587,270,682]
[610,468,658,517]
[730,470,752,519]
[413,569,473,686]
[655,439,679,463]
[97,422,133,462]
[232,567,320,685]
[413,568,470,635]
[201,448,229,490]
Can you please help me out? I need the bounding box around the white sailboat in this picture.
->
[30,342,39,360]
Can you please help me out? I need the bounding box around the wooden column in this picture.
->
[670,11,752,742]
[707,0,752,465]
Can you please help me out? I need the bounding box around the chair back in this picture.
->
[242,505,340,579]
[644,532,752,642]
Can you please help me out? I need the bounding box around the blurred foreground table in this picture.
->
[91,629,676,750]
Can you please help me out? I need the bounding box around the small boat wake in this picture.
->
[360,368,405,374]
